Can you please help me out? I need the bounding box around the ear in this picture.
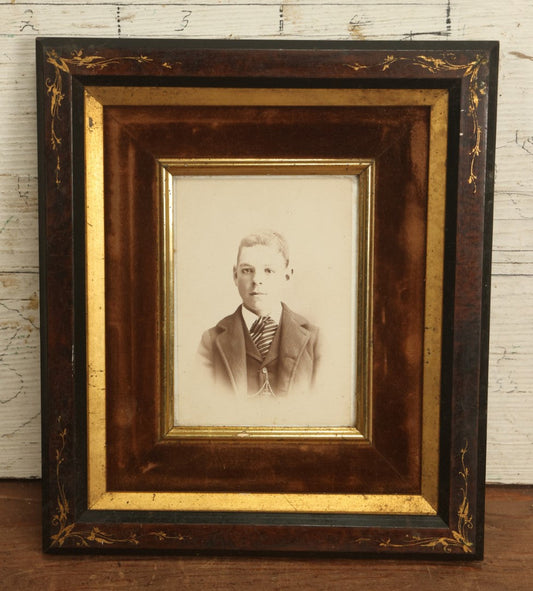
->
[285,267,294,281]
[233,265,238,284]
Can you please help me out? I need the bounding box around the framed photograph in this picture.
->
[166,166,362,430]
[38,39,498,557]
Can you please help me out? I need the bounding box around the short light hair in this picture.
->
[236,230,290,267]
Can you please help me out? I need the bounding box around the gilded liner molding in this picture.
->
[83,88,446,513]
[159,158,375,441]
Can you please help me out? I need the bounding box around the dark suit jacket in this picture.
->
[198,303,321,396]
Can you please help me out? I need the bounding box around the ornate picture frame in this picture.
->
[37,39,498,557]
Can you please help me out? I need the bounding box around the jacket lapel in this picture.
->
[276,304,311,393]
[214,304,311,395]
[215,308,248,394]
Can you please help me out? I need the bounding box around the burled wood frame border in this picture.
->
[38,39,498,557]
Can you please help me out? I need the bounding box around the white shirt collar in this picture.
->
[241,303,282,331]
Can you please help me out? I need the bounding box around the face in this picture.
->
[233,244,291,316]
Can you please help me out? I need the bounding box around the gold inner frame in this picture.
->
[160,159,374,441]
[85,87,448,514]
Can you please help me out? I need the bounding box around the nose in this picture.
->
[252,270,265,285]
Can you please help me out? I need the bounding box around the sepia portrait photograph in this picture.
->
[172,174,359,428]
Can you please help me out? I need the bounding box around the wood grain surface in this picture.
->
[0,481,532,590]
[0,1,532,483]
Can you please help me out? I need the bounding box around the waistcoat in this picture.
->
[242,316,284,396]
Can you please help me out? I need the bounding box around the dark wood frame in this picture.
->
[37,38,498,557]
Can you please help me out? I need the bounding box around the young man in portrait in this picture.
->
[197,230,321,397]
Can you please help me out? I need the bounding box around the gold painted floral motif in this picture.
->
[379,443,474,553]
[148,531,188,541]
[45,49,153,186]
[50,418,139,547]
[50,418,189,548]
[347,54,487,195]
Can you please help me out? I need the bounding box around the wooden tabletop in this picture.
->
[1,481,531,590]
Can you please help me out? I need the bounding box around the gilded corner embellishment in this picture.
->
[346,54,487,195]
[50,418,139,548]
[45,49,156,187]
[50,418,188,548]
[380,443,474,554]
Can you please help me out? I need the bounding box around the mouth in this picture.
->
[250,292,266,296]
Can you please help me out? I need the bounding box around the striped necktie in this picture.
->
[249,316,278,358]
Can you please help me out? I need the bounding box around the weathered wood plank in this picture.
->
[0,174,38,270]
[0,2,449,39]
[0,0,447,6]
[488,276,533,483]
[0,271,40,477]
[0,173,40,478]
[0,0,531,483]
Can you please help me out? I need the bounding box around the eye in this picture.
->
[264,267,275,274]
[241,267,252,274]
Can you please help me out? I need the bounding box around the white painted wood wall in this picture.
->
[0,0,531,483]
